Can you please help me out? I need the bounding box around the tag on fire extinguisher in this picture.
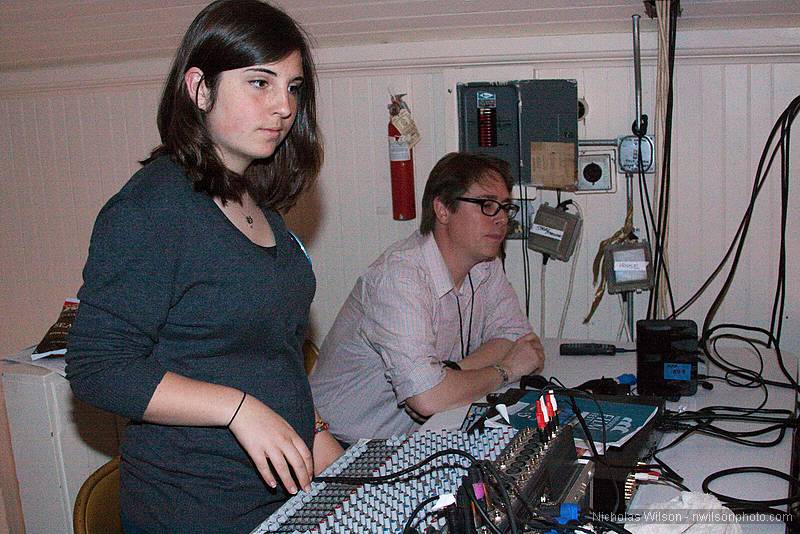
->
[391,109,421,148]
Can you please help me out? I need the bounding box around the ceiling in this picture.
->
[1,0,799,72]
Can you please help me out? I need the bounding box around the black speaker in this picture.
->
[636,320,699,400]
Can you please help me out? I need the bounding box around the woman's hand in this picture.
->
[228,394,314,494]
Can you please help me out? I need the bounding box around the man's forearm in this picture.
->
[456,338,513,370]
[404,367,504,417]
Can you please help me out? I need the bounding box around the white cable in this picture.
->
[557,200,584,339]
[617,294,632,342]
[540,260,547,338]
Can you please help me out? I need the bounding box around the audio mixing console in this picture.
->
[251,423,592,534]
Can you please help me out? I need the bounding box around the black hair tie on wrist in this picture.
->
[442,360,462,371]
[227,392,247,428]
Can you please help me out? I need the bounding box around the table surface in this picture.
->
[423,337,798,532]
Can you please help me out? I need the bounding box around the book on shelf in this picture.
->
[31,298,79,360]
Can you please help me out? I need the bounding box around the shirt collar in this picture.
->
[419,231,492,299]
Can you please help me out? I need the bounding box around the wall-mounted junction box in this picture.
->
[527,203,582,261]
[577,148,617,193]
[618,135,655,174]
[603,241,654,294]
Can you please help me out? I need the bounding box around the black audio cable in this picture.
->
[702,465,800,528]
[665,95,800,359]
[401,495,439,534]
[315,448,477,485]
[645,1,679,320]
[703,324,799,392]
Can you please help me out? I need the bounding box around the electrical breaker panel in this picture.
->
[457,80,578,190]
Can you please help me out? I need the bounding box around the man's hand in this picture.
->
[499,333,545,382]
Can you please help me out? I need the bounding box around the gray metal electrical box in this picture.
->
[603,241,654,294]
[527,203,582,261]
[457,79,578,189]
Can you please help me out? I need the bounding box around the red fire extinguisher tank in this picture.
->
[388,97,416,220]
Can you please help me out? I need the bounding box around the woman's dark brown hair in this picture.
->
[144,0,322,211]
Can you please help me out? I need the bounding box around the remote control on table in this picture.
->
[559,343,618,355]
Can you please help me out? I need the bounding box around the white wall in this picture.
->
[1,25,799,533]
[1,27,798,356]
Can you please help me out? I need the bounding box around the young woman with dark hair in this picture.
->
[66,1,341,532]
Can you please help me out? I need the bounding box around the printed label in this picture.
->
[391,109,421,148]
[531,224,564,240]
[664,362,692,381]
[477,91,497,109]
[614,261,648,272]
[388,137,411,161]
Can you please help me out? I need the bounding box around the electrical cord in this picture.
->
[700,94,799,347]
[707,333,768,396]
[664,95,800,359]
[322,448,515,533]
[647,479,690,493]
[463,482,504,534]
[478,459,520,534]
[765,93,792,346]
[649,454,686,488]
[617,294,632,342]
[315,448,477,485]
[557,199,583,339]
[650,1,679,320]
[540,259,547,338]
[704,324,799,392]
[703,466,800,508]
[656,399,795,454]
[545,379,625,515]
[635,135,676,318]
[517,173,532,318]
[666,98,791,319]
[402,495,439,534]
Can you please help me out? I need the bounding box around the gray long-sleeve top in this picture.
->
[66,156,315,533]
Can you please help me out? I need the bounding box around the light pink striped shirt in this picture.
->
[310,231,532,443]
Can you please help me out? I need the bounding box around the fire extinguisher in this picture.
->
[388,94,416,220]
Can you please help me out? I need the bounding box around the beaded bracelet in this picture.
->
[313,419,330,434]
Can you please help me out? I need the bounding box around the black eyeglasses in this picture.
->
[456,197,519,218]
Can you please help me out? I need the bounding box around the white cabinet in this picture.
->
[2,359,123,534]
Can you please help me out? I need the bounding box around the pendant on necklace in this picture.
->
[246,215,254,226]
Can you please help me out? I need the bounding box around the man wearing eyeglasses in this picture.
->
[310,152,545,446]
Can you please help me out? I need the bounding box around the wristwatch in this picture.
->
[491,364,509,385]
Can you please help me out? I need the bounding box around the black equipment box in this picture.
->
[636,319,700,400]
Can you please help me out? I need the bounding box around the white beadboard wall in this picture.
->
[1,27,799,359]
